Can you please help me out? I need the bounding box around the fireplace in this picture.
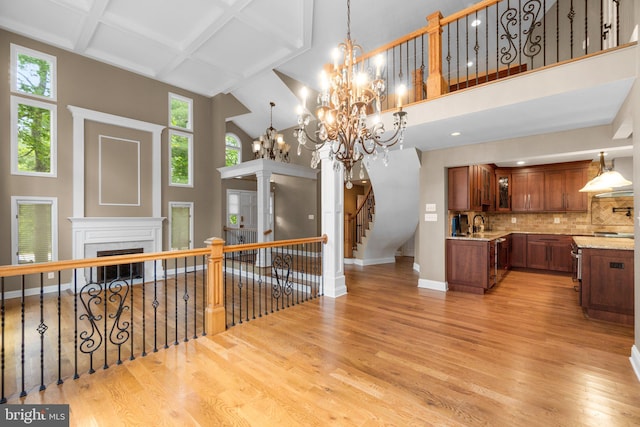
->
[69,217,165,287]
[97,248,144,282]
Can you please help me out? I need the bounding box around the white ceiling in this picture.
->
[0,0,634,165]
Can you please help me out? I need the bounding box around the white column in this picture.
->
[256,170,273,266]
[320,146,347,298]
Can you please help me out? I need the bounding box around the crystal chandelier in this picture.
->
[253,102,290,163]
[294,0,408,189]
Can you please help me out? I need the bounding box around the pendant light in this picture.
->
[579,151,632,192]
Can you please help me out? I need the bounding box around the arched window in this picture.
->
[225,133,242,166]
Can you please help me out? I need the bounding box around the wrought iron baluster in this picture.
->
[183,256,189,342]
[108,277,131,366]
[1,277,6,403]
[522,0,543,68]
[584,0,588,54]
[79,279,103,375]
[153,261,159,352]
[202,255,207,336]
[73,270,79,379]
[38,272,47,391]
[174,258,179,345]
[250,252,255,320]
[164,259,168,349]
[57,272,63,385]
[193,255,197,339]
[556,0,560,62]
[129,267,134,361]
[102,268,108,369]
[569,0,576,58]
[20,275,25,397]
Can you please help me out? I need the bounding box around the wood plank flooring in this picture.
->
[7,257,640,426]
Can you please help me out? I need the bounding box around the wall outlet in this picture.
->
[47,272,54,279]
[554,217,560,224]
[511,217,517,224]
[425,203,436,212]
[308,214,314,220]
[424,213,437,222]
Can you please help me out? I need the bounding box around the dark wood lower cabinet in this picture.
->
[581,248,634,325]
[510,233,527,268]
[446,239,496,294]
[525,234,572,273]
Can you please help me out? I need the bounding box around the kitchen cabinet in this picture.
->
[544,167,588,211]
[526,234,572,272]
[495,170,511,211]
[446,239,496,294]
[511,170,544,212]
[510,233,527,267]
[448,165,494,211]
[581,248,634,325]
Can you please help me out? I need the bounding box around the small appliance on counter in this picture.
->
[451,213,469,236]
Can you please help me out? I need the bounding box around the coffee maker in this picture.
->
[451,213,469,236]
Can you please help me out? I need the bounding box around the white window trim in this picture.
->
[169,201,194,250]
[168,129,194,187]
[11,196,59,265]
[168,92,193,131]
[225,132,242,165]
[10,95,58,177]
[10,43,57,101]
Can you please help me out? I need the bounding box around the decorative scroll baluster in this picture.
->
[79,280,103,374]
[522,0,543,67]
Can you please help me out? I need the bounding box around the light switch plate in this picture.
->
[511,217,517,223]
[425,203,436,212]
[424,213,437,222]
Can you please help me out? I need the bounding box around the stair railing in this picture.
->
[353,0,633,112]
[353,187,375,252]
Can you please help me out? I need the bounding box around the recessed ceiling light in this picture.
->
[451,131,461,136]
[471,19,481,27]
[516,161,525,165]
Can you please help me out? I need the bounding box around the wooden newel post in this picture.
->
[205,237,226,335]
[426,11,446,99]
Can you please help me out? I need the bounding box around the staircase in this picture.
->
[351,148,420,265]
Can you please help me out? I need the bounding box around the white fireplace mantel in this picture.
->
[69,217,165,286]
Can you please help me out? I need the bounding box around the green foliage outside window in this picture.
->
[228,214,238,225]
[17,53,52,97]
[170,98,190,129]
[18,103,51,173]
[171,134,190,185]
[225,134,241,166]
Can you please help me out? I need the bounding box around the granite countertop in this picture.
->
[572,236,635,251]
[447,230,583,242]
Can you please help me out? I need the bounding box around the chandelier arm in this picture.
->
[373,128,403,146]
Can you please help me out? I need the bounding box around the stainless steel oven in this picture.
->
[570,243,582,303]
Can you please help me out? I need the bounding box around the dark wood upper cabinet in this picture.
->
[511,170,544,212]
[495,170,511,211]
[544,167,588,211]
[448,164,495,212]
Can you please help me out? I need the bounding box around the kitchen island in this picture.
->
[573,236,634,325]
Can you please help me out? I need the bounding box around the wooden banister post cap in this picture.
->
[204,237,225,246]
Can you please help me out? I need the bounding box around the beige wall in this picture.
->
[0,29,227,265]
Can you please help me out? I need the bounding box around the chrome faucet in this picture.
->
[472,214,485,233]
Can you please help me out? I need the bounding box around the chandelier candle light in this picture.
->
[253,101,290,163]
[294,0,408,189]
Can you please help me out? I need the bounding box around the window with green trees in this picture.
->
[10,45,57,176]
[225,133,242,166]
[169,130,192,186]
[169,93,192,130]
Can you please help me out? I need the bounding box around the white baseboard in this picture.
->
[418,278,448,292]
[630,345,640,382]
[413,263,420,272]
[343,258,356,265]
[353,257,396,266]
[324,275,347,298]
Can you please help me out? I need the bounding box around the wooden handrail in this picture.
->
[355,186,374,216]
[263,229,273,235]
[223,235,327,253]
[0,247,210,278]
[440,0,501,25]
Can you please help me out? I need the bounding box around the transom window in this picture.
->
[225,133,242,166]
[169,92,193,131]
[11,44,56,101]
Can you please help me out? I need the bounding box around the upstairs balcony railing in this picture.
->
[0,235,326,403]
[356,0,634,111]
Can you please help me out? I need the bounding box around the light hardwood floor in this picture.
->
[7,258,640,426]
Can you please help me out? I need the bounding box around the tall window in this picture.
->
[169,202,193,250]
[169,130,193,186]
[225,133,242,166]
[169,93,192,131]
[10,44,57,177]
[11,197,58,264]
